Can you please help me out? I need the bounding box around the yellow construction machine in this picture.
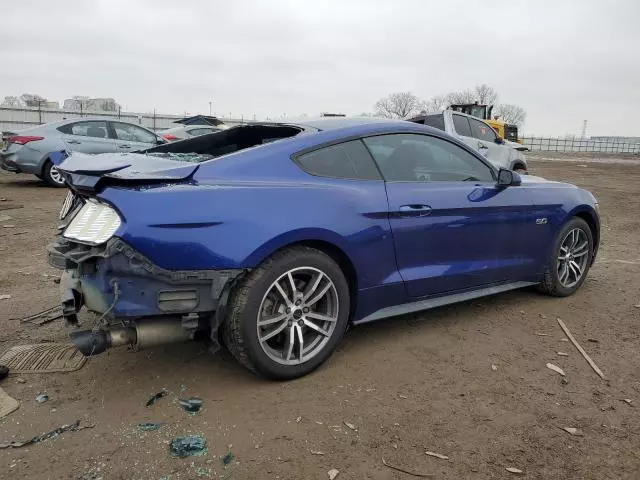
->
[449,103,521,144]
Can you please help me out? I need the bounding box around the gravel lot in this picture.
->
[0,156,639,479]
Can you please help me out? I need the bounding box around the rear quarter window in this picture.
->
[296,140,381,180]
[452,115,472,137]
[424,114,445,131]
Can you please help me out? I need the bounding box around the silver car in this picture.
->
[410,111,528,172]
[0,118,166,186]
[160,124,224,141]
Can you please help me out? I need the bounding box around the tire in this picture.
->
[223,246,350,380]
[42,160,66,187]
[538,217,594,297]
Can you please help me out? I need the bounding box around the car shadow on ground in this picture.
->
[75,287,547,390]
[0,176,54,188]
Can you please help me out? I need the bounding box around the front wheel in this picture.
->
[42,160,66,187]
[538,217,594,297]
[223,246,350,380]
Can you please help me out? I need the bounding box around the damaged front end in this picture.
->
[48,152,246,357]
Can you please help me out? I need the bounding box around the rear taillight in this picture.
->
[9,135,44,145]
[162,134,178,141]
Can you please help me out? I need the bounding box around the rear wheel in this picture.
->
[223,246,350,380]
[42,160,66,187]
[538,217,593,297]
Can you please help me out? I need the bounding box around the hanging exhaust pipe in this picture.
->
[71,318,191,356]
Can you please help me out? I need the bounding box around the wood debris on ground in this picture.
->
[557,318,606,379]
[506,467,523,474]
[343,421,357,431]
[546,363,566,376]
[425,450,449,460]
[557,352,569,357]
[327,468,339,479]
[562,427,583,436]
[382,458,432,477]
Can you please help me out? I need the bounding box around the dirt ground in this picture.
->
[0,156,639,480]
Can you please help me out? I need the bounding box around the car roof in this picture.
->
[162,125,222,133]
[291,116,408,131]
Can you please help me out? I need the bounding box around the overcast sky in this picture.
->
[2,0,639,135]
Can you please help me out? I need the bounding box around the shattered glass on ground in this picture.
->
[169,435,208,458]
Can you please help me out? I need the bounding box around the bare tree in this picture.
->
[374,92,425,118]
[20,93,48,107]
[494,104,526,127]
[423,95,448,114]
[98,98,120,112]
[1,96,23,107]
[445,89,476,105]
[474,84,498,105]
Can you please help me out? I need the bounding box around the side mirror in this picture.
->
[497,168,521,187]
[494,137,504,144]
[155,137,167,145]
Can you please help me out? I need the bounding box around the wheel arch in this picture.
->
[40,155,53,174]
[512,161,527,171]
[245,231,359,319]
[565,205,599,261]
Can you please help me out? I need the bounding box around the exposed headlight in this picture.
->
[63,199,121,245]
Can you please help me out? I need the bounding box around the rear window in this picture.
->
[296,140,381,180]
[145,124,302,158]
[423,114,445,131]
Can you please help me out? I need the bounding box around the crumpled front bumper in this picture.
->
[48,236,243,325]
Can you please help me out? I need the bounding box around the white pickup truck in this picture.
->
[409,110,528,172]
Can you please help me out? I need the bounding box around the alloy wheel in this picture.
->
[556,228,589,288]
[49,165,65,185]
[257,267,339,365]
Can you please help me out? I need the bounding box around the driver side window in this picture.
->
[363,134,494,182]
[469,118,498,142]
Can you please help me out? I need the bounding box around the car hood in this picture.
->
[505,139,528,151]
[520,174,550,183]
[520,173,575,188]
[57,152,202,191]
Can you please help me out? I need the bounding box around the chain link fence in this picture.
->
[521,136,640,154]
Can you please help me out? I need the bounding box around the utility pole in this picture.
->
[209,101,212,116]
[580,120,588,139]
[37,99,43,124]
[153,108,157,131]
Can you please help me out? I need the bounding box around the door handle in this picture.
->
[398,204,432,216]
[67,140,81,144]
[118,144,131,148]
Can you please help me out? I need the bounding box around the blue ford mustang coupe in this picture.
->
[49,117,599,379]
